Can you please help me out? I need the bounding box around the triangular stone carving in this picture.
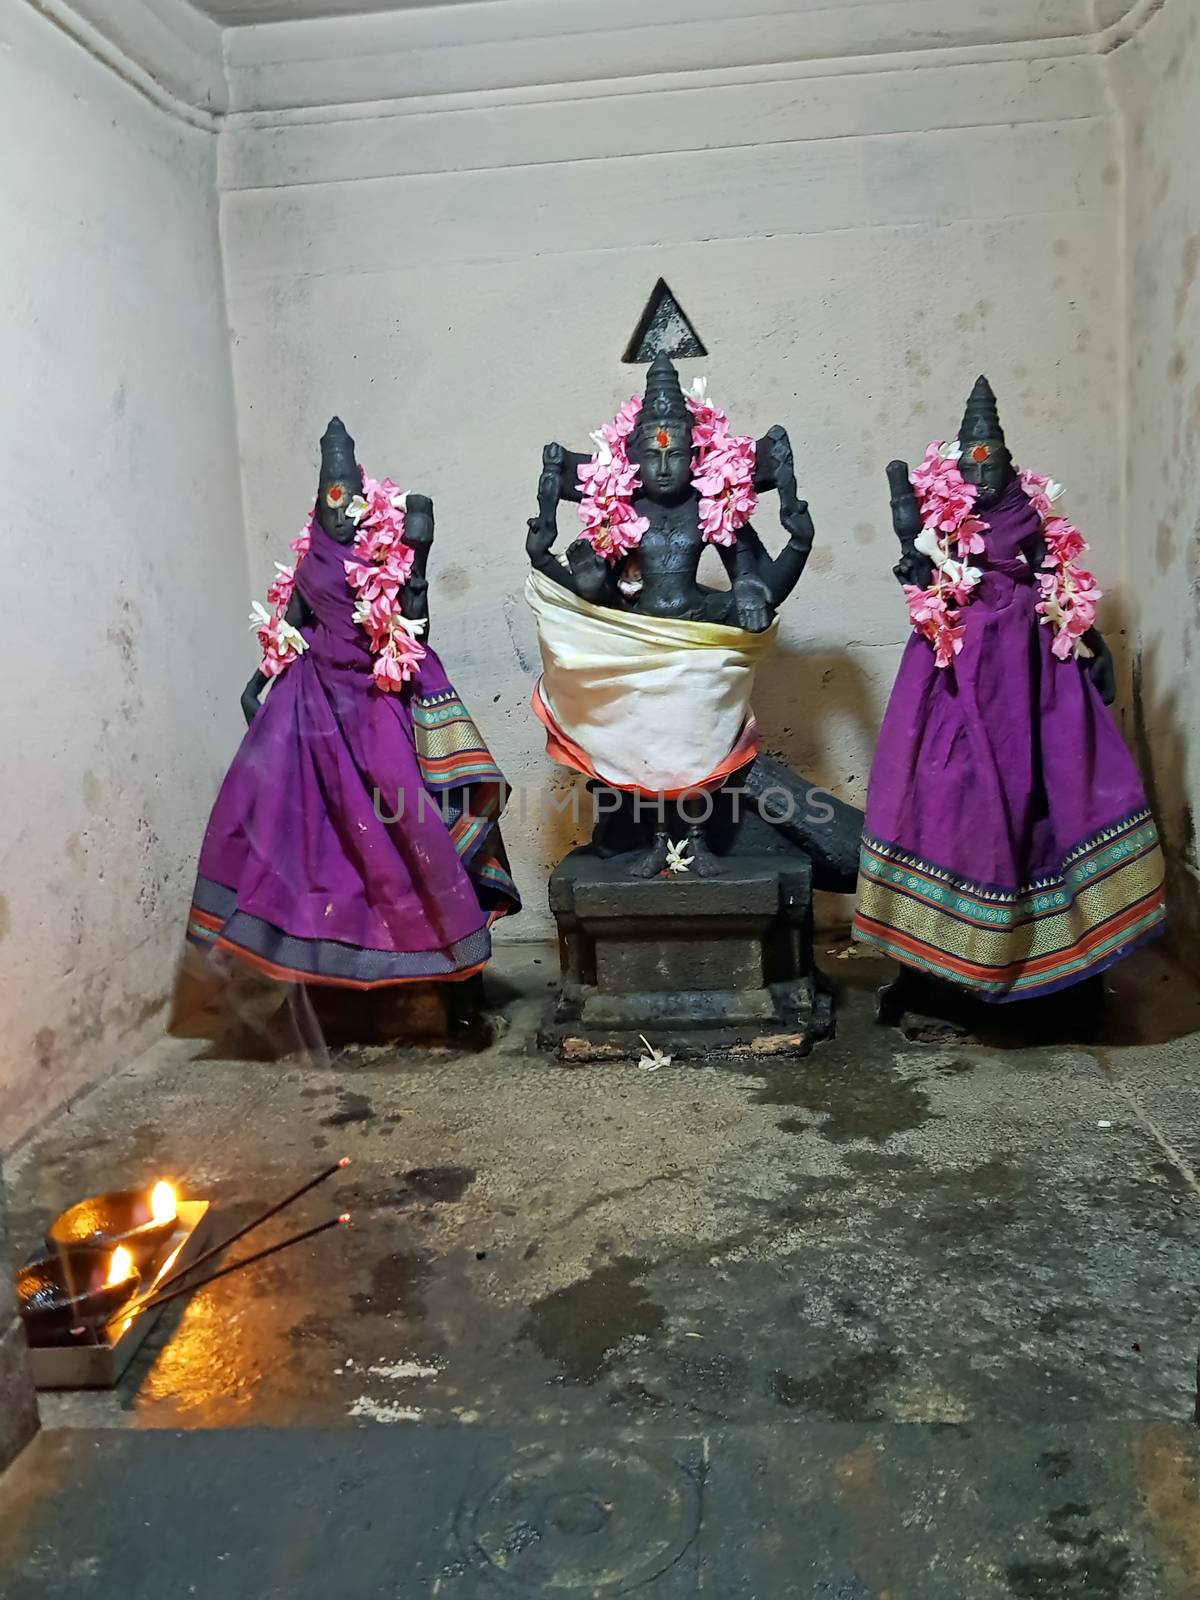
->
[622,279,708,363]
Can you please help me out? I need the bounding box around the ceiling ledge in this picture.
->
[1091,0,1169,53]
[20,0,1177,123]
[19,0,226,127]
[225,0,1105,114]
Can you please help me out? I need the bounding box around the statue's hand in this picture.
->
[765,425,798,506]
[1085,631,1117,706]
[240,684,261,726]
[404,492,434,548]
[887,460,932,589]
[542,442,566,504]
[733,573,773,633]
[887,460,922,545]
[566,538,610,603]
[526,443,568,565]
[780,496,814,551]
[893,550,935,590]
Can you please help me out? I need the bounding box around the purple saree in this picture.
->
[853,479,1165,1000]
[188,520,519,986]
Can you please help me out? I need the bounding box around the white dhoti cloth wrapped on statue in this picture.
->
[525,567,778,795]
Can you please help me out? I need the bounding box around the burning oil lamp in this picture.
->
[20,1159,349,1387]
[17,1242,141,1346]
[46,1180,180,1271]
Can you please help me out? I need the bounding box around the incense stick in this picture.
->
[106,1214,351,1326]
[139,1157,351,1310]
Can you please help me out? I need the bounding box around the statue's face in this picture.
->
[317,472,362,543]
[957,439,1013,509]
[634,422,693,503]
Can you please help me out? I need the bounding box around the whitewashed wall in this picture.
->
[3,0,1178,1152]
[220,0,1124,939]
[1110,0,1200,958]
[0,2,248,1146]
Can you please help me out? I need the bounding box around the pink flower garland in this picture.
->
[249,519,316,679]
[902,444,1102,669]
[1020,468,1103,662]
[249,473,425,694]
[577,381,758,562]
[343,475,426,692]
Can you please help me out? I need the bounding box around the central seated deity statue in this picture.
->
[524,353,816,876]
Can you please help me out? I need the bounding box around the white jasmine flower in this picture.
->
[915,526,945,564]
[637,1034,673,1071]
[588,430,614,466]
[941,556,982,589]
[390,615,427,641]
[665,839,694,874]
[276,619,308,655]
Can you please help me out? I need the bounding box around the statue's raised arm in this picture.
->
[720,424,816,629]
[886,458,934,591]
[525,442,618,604]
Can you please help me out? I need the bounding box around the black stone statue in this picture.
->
[240,418,435,725]
[526,355,826,877]
[524,357,864,1054]
[887,377,1116,703]
[526,353,814,633]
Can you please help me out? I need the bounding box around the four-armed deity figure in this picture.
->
[524,353,816,876]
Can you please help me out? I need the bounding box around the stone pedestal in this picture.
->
[0,1176,38,1471]
[545,849,829,1060]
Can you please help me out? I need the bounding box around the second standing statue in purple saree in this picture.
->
[188,418,519,987]
[853,377,1164,1012]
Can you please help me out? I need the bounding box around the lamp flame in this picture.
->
[150,1182,177,1226]
[106,1245,135,1287]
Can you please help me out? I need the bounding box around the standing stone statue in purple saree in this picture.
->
[188,418,519,987]
[853,377,1165,1016]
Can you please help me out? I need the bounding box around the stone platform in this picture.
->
[4,942,1200,1596]
[545,849,830,1059]
[3,1421,1199,1598]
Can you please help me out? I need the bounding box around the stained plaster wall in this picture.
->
[1110,0,1200,962]
[0,2,248,1149]
[219,0,1125,941]
[3,0,1182,1155]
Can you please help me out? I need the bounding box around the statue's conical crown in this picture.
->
[319,416,360,482]
[641,352,690,428]
[958,375,1005,446]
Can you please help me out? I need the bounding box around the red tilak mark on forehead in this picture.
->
[656,429,670,449]
[971,445,990,463]
[327,485,345,503]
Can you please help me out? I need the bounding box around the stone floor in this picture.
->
[1,939,1199,1595]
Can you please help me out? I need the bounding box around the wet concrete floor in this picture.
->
[2,940,1199,1594]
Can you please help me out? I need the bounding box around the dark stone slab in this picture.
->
[546,850,826,1056]
[0,1178,37,1473]
[1,1423,1197,1597]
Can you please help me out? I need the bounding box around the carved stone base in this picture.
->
[0,1178,38,1471]
[543,848,831,1061]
